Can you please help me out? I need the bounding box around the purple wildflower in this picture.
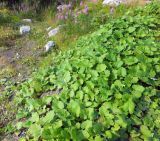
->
[68,2,72,8]
[83,5,89,14]
[60,15,64,20]
[80,1,83,6]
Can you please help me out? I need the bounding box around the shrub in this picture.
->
[11,1,160,140]
[0,8,19,25]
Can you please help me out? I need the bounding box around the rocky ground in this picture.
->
[0,21,46,92]
[0,20,48,140]
[0,18,60,140]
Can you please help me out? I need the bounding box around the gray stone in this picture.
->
[22,19,32,23]
[102,0,125,6]
[44,41,55,52]
[48,27,59,37]
[20,25,31,35]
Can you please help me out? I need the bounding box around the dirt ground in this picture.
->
[0,25,45,140]
[0,32,44,91]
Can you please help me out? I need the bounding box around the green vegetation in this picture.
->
[5,1,159,140]
[0,8,19,25]
[0,9,46,137]
[50,1,142,49]
[0,9,19,48]
[0,0,160,140]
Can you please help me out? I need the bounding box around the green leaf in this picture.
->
[57,101,64,109]
[129,98,135,114]
[114,60,124,68]
[95,135,103,141]
[43,97,52,105]
[68,100,81,117]
[104,70,110,77]
[70,128,84,141]
[16,122,23,130]
[83,86,90,94]
[105,131,112,139]
[76,91,84,100]
[90,70,99,80]
[41,110,55,125]
[96,64,106,72]
[118,67,127,77]
[49,74,56,84]
[28,124,42,139]
[64,71,71,83]
[93,123,103,133]
[124,56,138,65]
[82,130,90,139]
[155,65,160,72]
[81,120,92,130]
[30,112,39,123]
[123,98,135,114]
[132,85,145,93]
[71,82,79,91]
[132,85,145,98]
[18,138,26,141]
[86,108,94,120]
[111,123,120,131]
[140,125,153,137]
[128,27,136,33]
[53,120,63,128]
[32,80,42,92]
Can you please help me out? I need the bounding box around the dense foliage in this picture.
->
[9,1,160,140]
[0,9,19,25]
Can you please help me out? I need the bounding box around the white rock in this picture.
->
[16,53,20,59]
[18,73,21,77]
[102,0,125,6]
[22,19,32,23]
[45,41,55,52]
[48,27,59,37]
[20,26,31,35]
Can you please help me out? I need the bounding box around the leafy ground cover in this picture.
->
[4,1,159,140]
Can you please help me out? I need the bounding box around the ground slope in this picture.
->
[2,1,160,141]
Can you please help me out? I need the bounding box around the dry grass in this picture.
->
[126,0,151,6]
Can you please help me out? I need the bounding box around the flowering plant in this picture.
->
[56,1,91,22]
